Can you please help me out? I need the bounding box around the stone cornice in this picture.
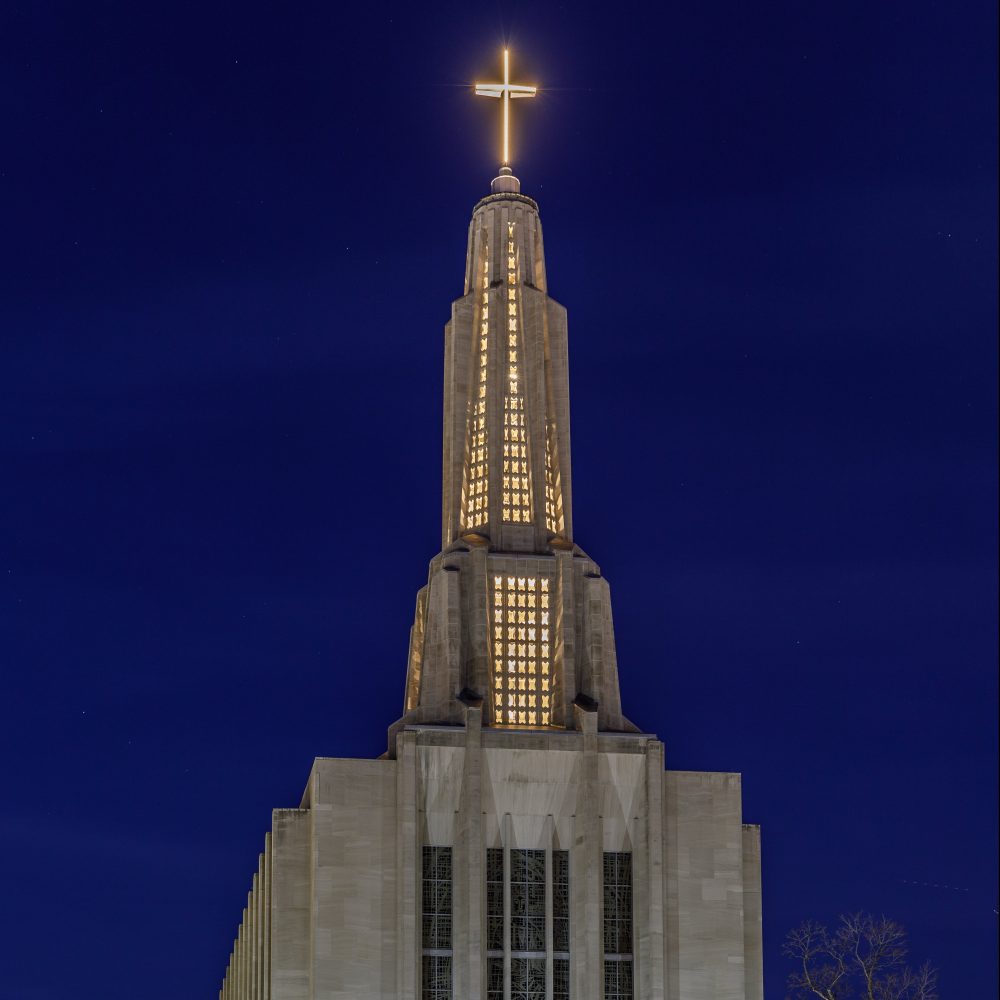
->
[472,191,540,213]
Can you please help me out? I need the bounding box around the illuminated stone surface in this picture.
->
[393,188,632,738]
[218,175,764,1000]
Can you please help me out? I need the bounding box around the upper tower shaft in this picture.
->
[442,189,573,554]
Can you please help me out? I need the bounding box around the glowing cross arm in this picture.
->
[475,84,537,97]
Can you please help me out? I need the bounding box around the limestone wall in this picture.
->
[662,771,749,1000]
[218,727,763,999]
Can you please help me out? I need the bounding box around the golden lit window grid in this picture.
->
[461,253,491,529]
[501,222,533,525]
[489,574,553,726]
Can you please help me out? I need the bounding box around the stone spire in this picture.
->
[387,179,637,754]
[441,186,571,553]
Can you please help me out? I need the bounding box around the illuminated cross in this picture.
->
[475,48,537,167]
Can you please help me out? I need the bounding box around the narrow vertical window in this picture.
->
[486,847,504,1000]
[461,251,490,530]
[602,852,633,1000]
[510,849,546,999]
[553,958,571,1000]
[421,846,452,1000]
[553,849,570,999]
[489,574,553,726]
[486,958,504,1000]
[502,222,533,524]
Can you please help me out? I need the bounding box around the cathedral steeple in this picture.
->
[389,140,635,748]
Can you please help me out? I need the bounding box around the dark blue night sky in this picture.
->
[1,2,996,997]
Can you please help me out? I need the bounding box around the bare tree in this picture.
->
[783,913,938,1000]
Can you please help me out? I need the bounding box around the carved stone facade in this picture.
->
[218,172,764,1000]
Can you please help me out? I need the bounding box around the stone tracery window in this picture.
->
[486,847,505,953]
[553,958,570,1000]
[486,956,504,1000]
[510,957,546,999]
[553,848,570,953]
[421,846,453,999]
[553,848,570,999]
[602,852,633,1000]
[484,847,570,998]
[486,847,505,1000]
[510,849,546,954]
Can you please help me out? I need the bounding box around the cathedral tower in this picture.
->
[218,50,763,1000]
[391,170,632,743]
